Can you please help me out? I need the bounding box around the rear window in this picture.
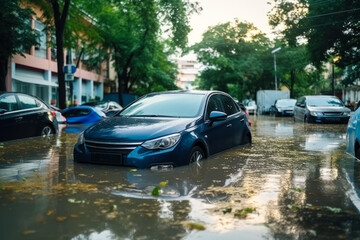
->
[18,94,41,109]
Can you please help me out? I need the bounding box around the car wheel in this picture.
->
[189,146,204,166]
[40,125,53,137]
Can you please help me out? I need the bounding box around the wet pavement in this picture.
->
[1,116,360,240]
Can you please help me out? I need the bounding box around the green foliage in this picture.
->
[77,0,197,97]
[191,20,272,100]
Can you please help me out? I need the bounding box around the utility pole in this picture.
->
[271,47,281,90]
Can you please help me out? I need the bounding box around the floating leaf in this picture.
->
[56,216,67,222]
[110,204,117,211]
[47,209,55,216]
[326,206,341,213]
[288,204,298,211]
[222,207,232,214]
[130,169,137,172]
[291,188,304,192]
[186,222,206,231]
[23,230,36,235]
[159,180,168,188]
[22,177,27,182]
[234,207,255,219]
[151,186,160,196]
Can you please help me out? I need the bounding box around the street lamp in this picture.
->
[271,47,281,90]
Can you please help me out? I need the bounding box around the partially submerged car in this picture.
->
[293,95,350,123]
[269,98,296,116]
[81,101,123,117]
[74,90,252,168]
[0,92,58,142]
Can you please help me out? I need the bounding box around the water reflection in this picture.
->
[1,116,360,239]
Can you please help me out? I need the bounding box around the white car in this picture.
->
[246,101,257,114]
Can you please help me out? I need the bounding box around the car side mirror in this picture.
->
[209,111,227,122]
[0,108,7,114]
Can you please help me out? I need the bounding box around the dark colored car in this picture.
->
[0,92,58,142]
[62,106,106,124]
[81,101,123,117]
[293,95,351,123]
[269,98,296,116]
[74,90,252,168]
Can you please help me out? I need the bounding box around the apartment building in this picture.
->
[176,59,202,90]
[6,3,106,107]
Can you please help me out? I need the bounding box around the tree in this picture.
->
[269,0,360,86]
[78,0,199,105]
[0,0,38,91]
[191,20,271,100]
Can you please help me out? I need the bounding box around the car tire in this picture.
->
[189,146,204,165]
[40,125,53,137]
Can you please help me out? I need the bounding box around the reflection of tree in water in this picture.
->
[268,154,360,239]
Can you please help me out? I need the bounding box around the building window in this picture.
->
[34,20,47,59]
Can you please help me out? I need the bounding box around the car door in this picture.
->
[16,94,45,138]
[220,94,247,146]
[0,93,22,141]
[294,97,306,122]
[203,94,232,154]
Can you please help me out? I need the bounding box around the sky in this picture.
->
[188,0,273,45]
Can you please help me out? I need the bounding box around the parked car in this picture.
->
[74,90,252,168]
[269,98,296,116]
[347,101,360,159]
[0,92,58,142]
[245,100,257,114]
[293,95,351,123]
[50,105,66,124]
[81,101,123,117]
[62,106,106,124]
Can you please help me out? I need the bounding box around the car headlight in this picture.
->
[310,111,322,116]
[342,112,350,116]
[142,133,181,150]
[77,132,85,145]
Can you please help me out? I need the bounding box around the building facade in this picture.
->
[6,4,107,108]
[175,59,202,90]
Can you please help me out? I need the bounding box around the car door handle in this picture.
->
[226,124,232,128]
[240,118,244,122]
[15,117,23,122]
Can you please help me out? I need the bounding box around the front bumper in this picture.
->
[308,115,350,124]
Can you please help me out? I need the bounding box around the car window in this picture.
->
[308,97,344,107]
[0,94,18,112]
[63,109,91,117]
[206,95,223,118]
[221,95,238,115]
[120,93,204,118]
[18,94,40,109]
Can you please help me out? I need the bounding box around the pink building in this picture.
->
[6,4,107,107]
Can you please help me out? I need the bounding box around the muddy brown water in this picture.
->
[1,116,360,240]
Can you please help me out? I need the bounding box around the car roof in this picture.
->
[145,90,227,97]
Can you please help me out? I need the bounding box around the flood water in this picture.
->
[1,116,360,239]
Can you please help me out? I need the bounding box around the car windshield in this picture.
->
[248,101,256,106]
[308,97,344,107]
[120,93,205,118]
[83,102,107,110]
[276,99,296,107]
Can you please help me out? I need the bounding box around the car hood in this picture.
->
[307,106,351,112]
[84,116,198,142]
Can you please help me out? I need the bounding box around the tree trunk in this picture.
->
[0,57,8,91]
[49,0,70,110]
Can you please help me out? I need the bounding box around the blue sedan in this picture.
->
[347,103,360,158]
[62,106,106,124]
[73,90,252,168]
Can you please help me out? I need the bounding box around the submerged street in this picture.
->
[1,116,360,239]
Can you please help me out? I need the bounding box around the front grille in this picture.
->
[323,112,342,116]
[85,139,142,155]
